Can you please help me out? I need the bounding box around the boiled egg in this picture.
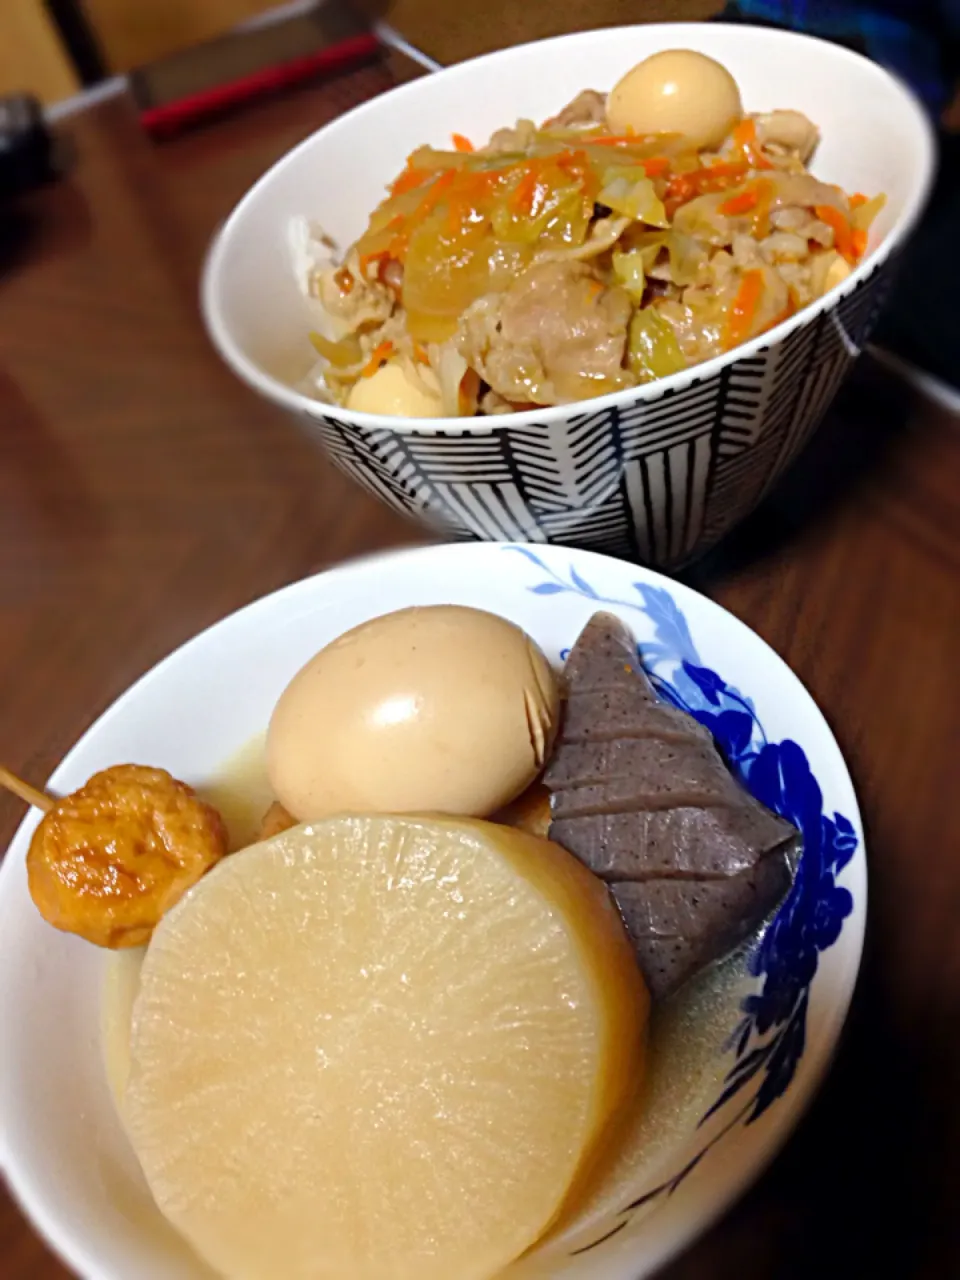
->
[267,605,560,820]
[607,50,743,150]
[346,361,444,417]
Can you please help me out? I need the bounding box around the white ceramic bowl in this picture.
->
[203,23,934,568]
[0,543,865,1279]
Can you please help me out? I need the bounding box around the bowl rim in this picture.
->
[201,22,937,435]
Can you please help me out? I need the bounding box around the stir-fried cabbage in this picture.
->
[297,103,885,416]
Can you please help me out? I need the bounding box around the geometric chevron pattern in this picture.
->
[312,260,893,569]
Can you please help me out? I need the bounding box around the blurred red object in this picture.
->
[129,7,379,140]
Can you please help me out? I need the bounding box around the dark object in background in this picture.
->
[716,2,960,394]
[715,1,960,117]
[128,4,379,140]
[44,0,108,86]
[0,96,56,200]
[870,135,960,395]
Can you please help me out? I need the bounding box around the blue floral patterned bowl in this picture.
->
[202,23,934,569]
[0,543,865,1279]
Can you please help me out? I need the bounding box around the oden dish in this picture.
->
[4,595,794,1279]
[203,25,931,564]
[0,542,867,1280]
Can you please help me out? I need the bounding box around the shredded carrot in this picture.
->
[360,341,393,378]
[814,204,855,262]
[451,133,474,153]
[390,165,431,197]
[732,118,774,171]
[376,169,458,250]
[415,168,457,218]
[558,148,593,167]
[725,269,765,350]
[413,342,431,365]
[377,258,402,296]
[719,188,759,216]
[732,119,763,154]
[751,177,775,239]
[446,194,482,235]
[586,279,604,299]
[556,148,599,209]
[444,169,504,233]
[358,249,388,275]
[731,119,754,149]
[665,160,750,209]
[851,228,868,258]
[718,176,776,221]
[849,192,868,209]
[511,165,541,216]
[642,155,670,177]
[359,221,405,273]
[457,169,502,205]
[333,266,354,295]
[555,148,589,174]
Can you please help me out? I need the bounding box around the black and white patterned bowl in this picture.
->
[202,24,934,569]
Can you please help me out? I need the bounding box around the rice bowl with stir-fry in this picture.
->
[293,49,884,419]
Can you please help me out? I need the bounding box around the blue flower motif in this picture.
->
[503,547,858,1246]
[682,663,726,704]
[632,583,700,666]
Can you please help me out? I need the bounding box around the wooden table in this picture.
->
[1,49,958,1280]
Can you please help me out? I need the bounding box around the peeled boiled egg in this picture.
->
[267,605,560,820]
[607,50,743,150]
[346,361,444,417]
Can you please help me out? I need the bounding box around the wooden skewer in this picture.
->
[0,766,54,813]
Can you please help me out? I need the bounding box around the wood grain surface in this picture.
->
[79,0,292,71]
[385,0,719,66]
[1,49,958,1280]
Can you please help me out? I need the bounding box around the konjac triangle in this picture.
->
[545,612,795,998]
